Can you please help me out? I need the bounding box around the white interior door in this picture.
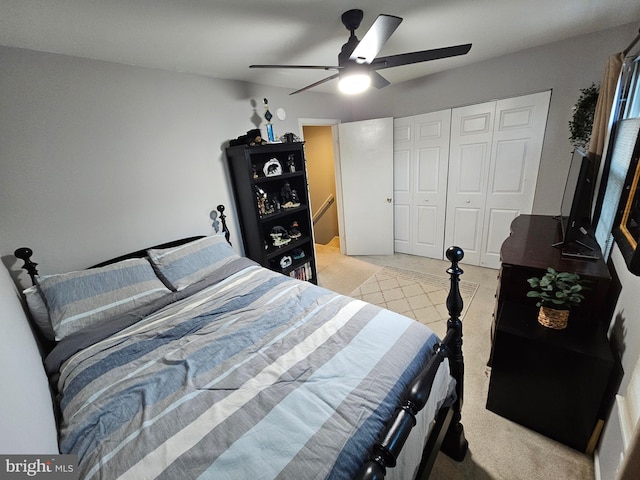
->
[338,118,394,255]
[480,91,552,268]
[394,110,451,258]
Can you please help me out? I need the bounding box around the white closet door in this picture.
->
[481,91,552,268]
[446,102,496,265]
[393,110,451,258]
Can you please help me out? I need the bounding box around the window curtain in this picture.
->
[588,53,625,203]
[588,53,625,163]
[591,53,627,257]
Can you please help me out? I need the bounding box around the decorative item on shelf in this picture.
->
[287,154,296,172]
[263,158,282,177]
[270,226,291,248]
[268,195,281,213]
[252,164,258,179]
[230,128,266,147]
[280,132,301,143]
[263,98,275,142]
[292,248,305,260]
[281,182,301,208]
[279,255,293,269]
[289,221,302,239]
[255,185,268,216]
[569,83,599,151]
[526,268,587,330]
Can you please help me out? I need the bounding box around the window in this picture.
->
[595,57,640,266]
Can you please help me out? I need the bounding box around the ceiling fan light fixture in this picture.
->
[338,71,371,94]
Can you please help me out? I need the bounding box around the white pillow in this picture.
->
[23,285,56,341]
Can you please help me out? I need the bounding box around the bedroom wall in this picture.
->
[2,23,636,280]
[0,45,343,282]
[1,19,639,473]
[342,21,639,217]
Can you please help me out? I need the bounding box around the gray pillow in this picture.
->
[38,258,171,340]
[147,235,240,291]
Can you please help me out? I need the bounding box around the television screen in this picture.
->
[557,149,599,259]
[559,149,587,240]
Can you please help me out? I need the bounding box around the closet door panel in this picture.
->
[446,102,495,265]
[393,110,450,258]
[412,111,451,258]
[480,91,551,268]
[393,118,413,254]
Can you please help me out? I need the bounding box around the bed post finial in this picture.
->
[441,245,468,461]
[210,205,231,245]
[216,204,231,245]
[14,247,39,285]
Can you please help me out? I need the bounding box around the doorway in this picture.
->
[301,117,395,256]
[302,124,340,246]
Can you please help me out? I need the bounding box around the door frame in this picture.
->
[298,118,345,252]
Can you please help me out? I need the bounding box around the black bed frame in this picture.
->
[355,245,468,479]
[14,204,467,479]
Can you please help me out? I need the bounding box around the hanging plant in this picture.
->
[569,83,599,150]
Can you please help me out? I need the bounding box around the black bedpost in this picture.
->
[216,204,231,245]
[211,204,231,245]
[14,247,39,285]
[440,246,469,461]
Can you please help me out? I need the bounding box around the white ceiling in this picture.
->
[1,0,639,95]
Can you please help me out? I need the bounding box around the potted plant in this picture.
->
[526,268,587,329]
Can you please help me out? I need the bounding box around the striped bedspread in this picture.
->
[54,264,454,480]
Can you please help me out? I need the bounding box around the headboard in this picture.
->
[2,205,232,454]
[15,204,231,286]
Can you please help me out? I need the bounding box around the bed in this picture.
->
[2,206,468,479]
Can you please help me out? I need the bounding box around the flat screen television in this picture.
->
[556,149,600,259]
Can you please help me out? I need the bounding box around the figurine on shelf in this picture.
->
[263,158,282,177]
[255,185,268,216]
[279,255,293,269]
[269,195,281,213]
[280,182,301,209]
[270,226,291,248]
[252,164,259,179]
[289,221,302,239]
[287,154,296,173]
[264,98,275,142]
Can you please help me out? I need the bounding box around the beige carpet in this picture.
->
[349,266,478,327]
[316,241,595,480]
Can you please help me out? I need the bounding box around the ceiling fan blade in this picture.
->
[289,73,340,95]
[370,71,390,89]
[371,43,472,69]
[250,64,340,71]
[349,14,402,64]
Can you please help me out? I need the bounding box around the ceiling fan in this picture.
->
[250,9,472,95]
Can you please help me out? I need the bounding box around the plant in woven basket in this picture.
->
[526,268,587,329]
